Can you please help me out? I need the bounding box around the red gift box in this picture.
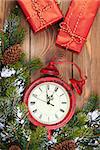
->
[18,0,63,32]
[56,0,99,53]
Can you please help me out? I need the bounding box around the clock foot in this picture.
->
[47,130,52,140]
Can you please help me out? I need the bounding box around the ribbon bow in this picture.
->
[60,22,85,47]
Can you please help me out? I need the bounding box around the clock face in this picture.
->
[28,82,70,125]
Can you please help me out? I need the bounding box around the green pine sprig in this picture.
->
[55,95,99,143]
[83,95,99,113]
[27,127,47,150]
[0,5,25,53]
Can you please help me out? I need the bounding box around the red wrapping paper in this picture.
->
[56,0,99,53]
[18,0,63,32]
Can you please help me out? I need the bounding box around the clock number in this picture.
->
[47,84,49,90]
[60,109,65,113]
[55,87,58,92]
[55,114,58,119]
[33,109,37,113]
[39,114,42,119]
[39,87,42,92]
[60,93,64,97]
[30,101,35,105]
[61,102,67,104]
[48,117,50,121]
[33,94,37,98]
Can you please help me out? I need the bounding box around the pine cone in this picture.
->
[50,140,76,150]
[9,144,21,150]
[2,44,22,65]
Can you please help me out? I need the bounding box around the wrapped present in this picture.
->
[18,0,63,32]
[56,0,99,53]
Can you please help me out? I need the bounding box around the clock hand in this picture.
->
[35,97,47,103]
[49,92,55,100]
[46,85,49,101]
[46,85,53,105]
[35,96,54,106]
[50,87,58,99]
[49,103,54,106]
[49,87,58,100]
[46,95,54,106]
[46,85,55,101]
[47,101,54,106]
[33,94,47,103]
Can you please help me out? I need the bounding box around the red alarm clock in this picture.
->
[23,61,86,140]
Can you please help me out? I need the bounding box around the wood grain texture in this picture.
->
[0,0,100,109]
[73,9,100,108]
[0,0,6,28]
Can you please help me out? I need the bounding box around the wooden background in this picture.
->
[0,0,100,109]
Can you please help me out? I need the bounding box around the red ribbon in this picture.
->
[27,0,52,27]
[60,22,85,47]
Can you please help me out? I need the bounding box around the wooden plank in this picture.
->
[30,28,55,80]
[0,0,6,28]
[3,0,16,18]
[73,10,100,109]
[30,0,72,82]
[90,11,100,95]
[0,0,16,28]
[20,10,30,60]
